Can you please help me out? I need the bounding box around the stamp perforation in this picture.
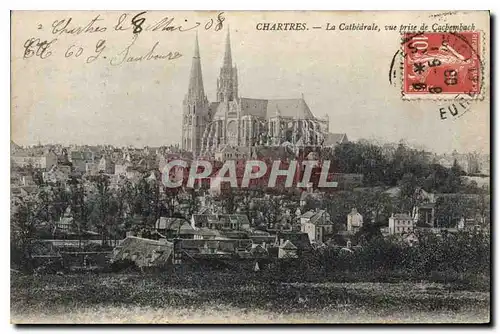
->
[400,30,486,102]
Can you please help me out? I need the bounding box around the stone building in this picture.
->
[347,208,363,233]
[181,30,346,156]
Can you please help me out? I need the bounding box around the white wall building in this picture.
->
[347,208,363,233]
[388,213,414,235]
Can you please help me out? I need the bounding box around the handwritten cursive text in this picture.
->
[110,35,182,66]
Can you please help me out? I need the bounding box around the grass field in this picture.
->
[11,272,490,324]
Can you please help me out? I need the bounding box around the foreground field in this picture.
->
[11,304,490,324]
[11,272,490,324]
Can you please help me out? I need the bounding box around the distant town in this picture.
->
[10,28,491,274]
[10,136,490,273]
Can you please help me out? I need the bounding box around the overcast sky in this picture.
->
[11,11,490,154]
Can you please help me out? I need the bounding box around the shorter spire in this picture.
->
[223,28,232,67]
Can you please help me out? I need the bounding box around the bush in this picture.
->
[110,259,140,273]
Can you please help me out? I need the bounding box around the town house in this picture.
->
[300,209,334,243]
[388,213,414,235]
[347,208,363,233]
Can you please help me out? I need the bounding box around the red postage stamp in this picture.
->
[402,32,482,99]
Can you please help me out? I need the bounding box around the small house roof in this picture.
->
[191,214,250,228]
[195,228,220,237]
[392,213,412,220]
[276,231,311,250]
[323,133,348,147]
[155,217,193,231]
[280,240,297,250]
[348,208,362,216]
[301,210,330,225]
[112,236,173,268]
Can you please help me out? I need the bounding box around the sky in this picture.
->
[11,11,490,154]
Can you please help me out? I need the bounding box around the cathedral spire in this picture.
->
[223,28,232,67]
[217,28,238,102]
[187,32,206,102]
[182,32,208,156]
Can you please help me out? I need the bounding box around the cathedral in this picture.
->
[181,30,345,157]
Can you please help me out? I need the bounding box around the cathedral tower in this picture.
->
[182,33,209,155]
[216,29,239,102]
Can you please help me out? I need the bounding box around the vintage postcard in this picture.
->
[10,11,490,324]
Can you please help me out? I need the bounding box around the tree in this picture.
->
[260,196,283,229]
[355,236,402,271]
[324,191,356,228]
[302,194,322,212]
[322,188,394,235]
[442,159,465,193]
[216,186,236,214]
[360,190,393,225]
[354,223,383,245]
[69,180,87,247]
[31,169,44,186]
[422,164,449,193]
[131,176,163,230]
[451,158,466,176]
[87,174,116,246]
[333,141,389,186]
[112,178,135,240]
[477,193,491,226]
[435,195,467,228]
[163,185,180,216]
[148,176,163,228]
[234,188,260,221]
[47,184,71,223]
[185,187,200,217]
[11,193,50,272]
[397,173,418,213]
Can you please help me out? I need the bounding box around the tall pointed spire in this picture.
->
[194,31,200,58]
[223,28,232,67]
[187,31,206,102]
[182,32,208,155]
